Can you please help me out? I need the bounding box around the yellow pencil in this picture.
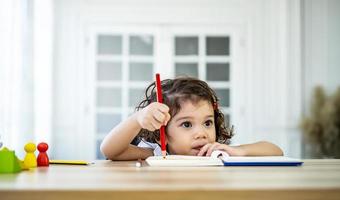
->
[49,160,91,165]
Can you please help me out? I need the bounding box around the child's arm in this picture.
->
[198,141,284,156]
[233,141,284,156]
[100,102,170,160]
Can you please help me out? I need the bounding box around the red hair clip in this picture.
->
[213,102,218,110]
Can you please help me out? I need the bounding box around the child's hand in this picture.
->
[197,142,246,157]
[136,102,171,131]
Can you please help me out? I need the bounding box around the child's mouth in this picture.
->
[193,145,204,150]
[191,142,208,151]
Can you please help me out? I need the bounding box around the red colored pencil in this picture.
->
[155,73,166,158]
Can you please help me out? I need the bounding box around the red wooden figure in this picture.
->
[37,142,49,167]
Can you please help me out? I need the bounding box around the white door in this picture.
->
[86,25,246,159]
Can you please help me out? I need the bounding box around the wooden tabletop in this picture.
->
[1,159,340,200]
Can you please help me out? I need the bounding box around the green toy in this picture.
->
[0,147,22,173]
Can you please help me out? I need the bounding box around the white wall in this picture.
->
[302,0,340,157]
[303,0,340,108]
[248,0,303,158]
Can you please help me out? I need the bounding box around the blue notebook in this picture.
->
[146,150,303,167]
[220,156,303,166]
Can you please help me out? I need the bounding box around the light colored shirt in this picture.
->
[137,140,162,156]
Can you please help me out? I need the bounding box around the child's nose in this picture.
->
[194,127,208,139]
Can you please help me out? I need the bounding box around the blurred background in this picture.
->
[0,0,339,160]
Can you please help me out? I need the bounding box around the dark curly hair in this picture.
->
[134,76,234,145]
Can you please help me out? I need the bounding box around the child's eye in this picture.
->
[204,120,214,127]
[180,121,192,128]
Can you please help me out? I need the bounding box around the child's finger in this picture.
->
[164,113,171,125]
[153,110,166,124]
[206,143,220,156]
[144,115,158,131]
[157,103,170,113]
[150,118,162,130]
[197,144,210,156]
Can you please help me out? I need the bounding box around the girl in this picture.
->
[100,77,283,160]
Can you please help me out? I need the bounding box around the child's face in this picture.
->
[165,100,216,155]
